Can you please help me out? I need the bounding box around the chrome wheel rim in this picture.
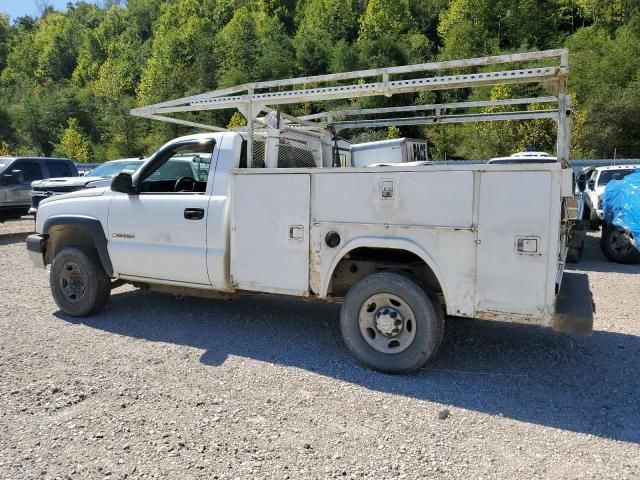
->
[358,293,417,354]
[58,261,86,303]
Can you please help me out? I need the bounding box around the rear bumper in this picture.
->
[552,271,594,335]
[26,234,47,268]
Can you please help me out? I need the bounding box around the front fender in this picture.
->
[42,215,113,277]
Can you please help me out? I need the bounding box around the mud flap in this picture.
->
[568,219,589,248]
[553,271,594,335]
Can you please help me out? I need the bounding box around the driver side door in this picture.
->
[107,139,217,286]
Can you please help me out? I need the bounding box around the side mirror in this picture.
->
[111,172,135,194]
[587,179,595,191]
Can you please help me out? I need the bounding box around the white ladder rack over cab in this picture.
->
[130,49,571,166]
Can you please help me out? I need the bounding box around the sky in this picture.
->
[0,1,99,21]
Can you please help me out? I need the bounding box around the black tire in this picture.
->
[566,242,584,263]
[600,226,640,264]
[50,246,111,316]
[589,208,600,230]
[340,272,444,374]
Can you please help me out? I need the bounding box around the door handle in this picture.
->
[184,208,205,220]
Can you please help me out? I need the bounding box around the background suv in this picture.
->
[0,157,77,222]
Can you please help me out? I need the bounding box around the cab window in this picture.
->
[47,161,73,178]
[10,161,44,183]
[139,141,214,194]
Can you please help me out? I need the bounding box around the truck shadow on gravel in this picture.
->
[0,230,31,246]
[57,289,640,444]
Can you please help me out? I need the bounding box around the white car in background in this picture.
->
[581,164,640,229]
[30,158,145,214]
[487,151,557,164]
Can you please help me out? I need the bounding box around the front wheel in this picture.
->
[340,272,444,374]
[50,247,111,316]
[600,226,640,264]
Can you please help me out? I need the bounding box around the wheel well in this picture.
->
[328,247,444,302]
[45,225,96,265]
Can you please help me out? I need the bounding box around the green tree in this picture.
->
[216,6,294,86]
[575,0,640,31]
[226,111,247,129]
[387,125,401,139]
[293,0,357,74]
[0,13,10,71]
[32,12,85,82]
[54,117,91,162]
[357,0,430,68]
[567,17,640,157]
[137,0,218,105]
[438,0,565,59]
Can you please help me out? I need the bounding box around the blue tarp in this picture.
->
[602,170,640,244]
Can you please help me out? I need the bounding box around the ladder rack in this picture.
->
[130,49,571,164]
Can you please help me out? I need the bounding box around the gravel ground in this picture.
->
[1,218,639,479]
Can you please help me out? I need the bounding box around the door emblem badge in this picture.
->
[112,233,135,239]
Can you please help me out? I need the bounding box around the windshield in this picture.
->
[597,168,638,186]
[89,161,143,178]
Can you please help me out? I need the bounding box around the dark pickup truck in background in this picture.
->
[0,157,78,222]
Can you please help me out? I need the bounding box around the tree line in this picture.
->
[0,0,639,161]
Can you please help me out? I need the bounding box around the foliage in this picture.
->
[387,126,401,139]
[293,0,357,74]
[54,117,91,162]
[0,0,638,160]
[227,111,247,129]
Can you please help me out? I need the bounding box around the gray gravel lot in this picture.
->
[1,218,639,479]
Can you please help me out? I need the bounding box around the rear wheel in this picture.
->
[340,272,444,373]
[566,241,584,263]
[50,247,111,316]
[600,226,640,264]
[589,208,601,230]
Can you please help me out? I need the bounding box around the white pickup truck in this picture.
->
[580,164,640,229]
[26,130,593,373]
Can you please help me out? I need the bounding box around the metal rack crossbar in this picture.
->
[130,49,571,164]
